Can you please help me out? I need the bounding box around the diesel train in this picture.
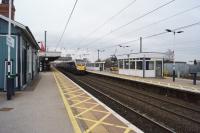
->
[56,59,87,74]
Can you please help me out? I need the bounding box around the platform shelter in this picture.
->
[86,62,105,71]
[117,52,169,78]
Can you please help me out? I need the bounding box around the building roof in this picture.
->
[117,52,170,60]
[0,14,40,50]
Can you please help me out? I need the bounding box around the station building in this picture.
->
[0,1,40,91]
[86,62,105,71]
[117,52,170,78]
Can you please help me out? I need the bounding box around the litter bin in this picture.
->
[6,74,16,100]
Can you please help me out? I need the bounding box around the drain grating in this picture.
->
[0,108,14,112]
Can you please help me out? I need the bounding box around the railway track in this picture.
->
[58,69,200,133]
[85,75,200,123]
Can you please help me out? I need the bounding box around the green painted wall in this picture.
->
[0,18,19,34]
[0,35,17,90]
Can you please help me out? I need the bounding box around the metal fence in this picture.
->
[164,63,200,78]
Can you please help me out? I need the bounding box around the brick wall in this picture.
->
[0,3,15,20]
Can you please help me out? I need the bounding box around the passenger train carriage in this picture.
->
[57,59,86,75]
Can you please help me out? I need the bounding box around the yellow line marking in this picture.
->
[75,104,99,117]
[84,113,111,133]
[71,98,92,107]
[76,116,129,129]
[67,93,85,100]
[64,91,83,95]
[70,99,82,102]
[67,89,82,94]
[68,92,86,96]
[84,101,99,105]
[124,128,131,133]
[71,106,88,110]
[68,96,90,101]
[63,88,78,92]
[72,106,109,114]
[75,116,98,123]
[90,109,109,114]
[53,72,82,133]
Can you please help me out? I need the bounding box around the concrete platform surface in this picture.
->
[87,70,200,94]
[0,72,74,133]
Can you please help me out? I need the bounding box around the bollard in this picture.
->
[193,73,197,85]
[6,74,15,100]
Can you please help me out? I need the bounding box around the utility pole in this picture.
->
[97,49,100,62]
[140,37,142,53]
[97,49,104,62]
[6,0,13,100]
[44,31,47,52]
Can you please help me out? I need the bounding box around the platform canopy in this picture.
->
[39,51,61,61]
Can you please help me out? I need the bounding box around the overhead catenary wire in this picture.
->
[119,4,200,37]
[76,0,137,46]
[84,4,200,50]
[56,0,79,50]
[80,0,175,48]
[96,21,200,51]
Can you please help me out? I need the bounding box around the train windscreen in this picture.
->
[75,59,86,66]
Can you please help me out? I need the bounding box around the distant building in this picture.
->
[0,1,40,91]
[117,52,168,78]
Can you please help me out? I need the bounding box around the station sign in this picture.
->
[7,36,15,48]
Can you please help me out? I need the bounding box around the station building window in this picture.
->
[119,59,123,69]
[130,61,135,69]
[124,60,129,69]
[146,61,154,70]
[95,64,99,67]
[136,61,143,70]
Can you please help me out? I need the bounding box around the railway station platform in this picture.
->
[0,72,74,133]
[53,69,142,133]
[87,70,200,94]
[0,70,142,133]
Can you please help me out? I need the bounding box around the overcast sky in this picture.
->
[14,0,200,62]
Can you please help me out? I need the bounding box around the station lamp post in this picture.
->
[166,29,184,82]
[97,49,105,62]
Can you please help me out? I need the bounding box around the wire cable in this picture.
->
[76,0,137,46]
[81,0,175,48]
[95,21,200,51]
[119,4,200,38]
[85,4,200,50]
[56,0,79,50]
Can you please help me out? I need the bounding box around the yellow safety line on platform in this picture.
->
[76,116,129,130]
[53,72,82,133]
[73,106,109,114]
[71,98,92,107]
[83,101,99,105]
[67,93,86,100]
[75,104,99,117]
[84,113,111,133]
[124,128,131,133]
[67,89,82,94]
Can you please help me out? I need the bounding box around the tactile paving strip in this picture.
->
[53,69,142,133]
